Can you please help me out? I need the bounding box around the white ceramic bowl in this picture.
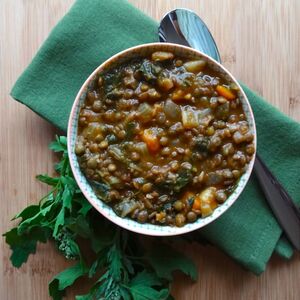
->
[68,43,256,236]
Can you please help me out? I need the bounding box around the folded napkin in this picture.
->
[11,0,300,274]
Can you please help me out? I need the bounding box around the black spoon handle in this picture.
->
[254,154,300,250]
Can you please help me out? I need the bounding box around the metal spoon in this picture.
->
[159,8,300,250]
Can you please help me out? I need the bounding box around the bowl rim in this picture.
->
[67,42,257,236]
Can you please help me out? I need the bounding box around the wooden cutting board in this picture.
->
[1,0,299,299]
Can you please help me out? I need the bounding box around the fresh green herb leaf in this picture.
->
[127,271,169,300]
[53,208,65,237]
[119,287,132,300]
[4,227,50,267]
[62,187,73,210]
[77,199,93,217]
[17,204,52,235]
[147,244,197,281]
[49,136,67,153]
[49,262,88,300]
[108,243,123,281]
[36,174,60,186]
[67,215,92,239]
[75,295,92,300]
[88,254,106,278]
[12,205,40,221]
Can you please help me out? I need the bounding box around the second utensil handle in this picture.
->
[254,154,300,250]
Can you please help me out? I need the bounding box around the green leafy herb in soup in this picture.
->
[75,51,255,227]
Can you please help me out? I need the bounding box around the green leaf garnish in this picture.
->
[3,136,198,299]
[147,244,198,281]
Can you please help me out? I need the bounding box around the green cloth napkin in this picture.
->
[11,0,300,274]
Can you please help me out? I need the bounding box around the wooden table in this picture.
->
[1,0,300,299]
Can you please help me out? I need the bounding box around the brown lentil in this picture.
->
[187,211,197,222]
[174,200,184,211]
[75,143,85,155]
[131,152,140,161]
[175,214,186,227]
[108,164,117,172]
[99,140,108,149]
[87,157,98,169]
[216,190,227,203]
[142,183,153,193]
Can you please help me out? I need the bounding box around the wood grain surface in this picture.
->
[1,0,300,299]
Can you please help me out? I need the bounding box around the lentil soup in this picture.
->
[75,49,255,227]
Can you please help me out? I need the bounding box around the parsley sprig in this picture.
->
[3,136,197,299]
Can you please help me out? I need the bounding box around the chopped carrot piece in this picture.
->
[141,129,160,154]
[216,85,236,100]
[192,195,201,210]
